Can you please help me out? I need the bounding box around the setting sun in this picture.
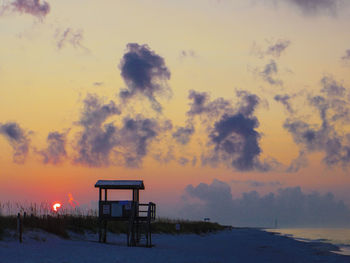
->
[52,202,62,212]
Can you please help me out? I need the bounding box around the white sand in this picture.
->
[1,228,349,263]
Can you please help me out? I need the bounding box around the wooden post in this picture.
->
[17,213,23,243]
[98,219,103,243]
[103,220,107,243]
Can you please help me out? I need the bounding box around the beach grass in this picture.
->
[0,213,227,239]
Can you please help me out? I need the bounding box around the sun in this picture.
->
[52,202,62,212]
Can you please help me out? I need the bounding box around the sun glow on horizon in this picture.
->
[52,202,62,212]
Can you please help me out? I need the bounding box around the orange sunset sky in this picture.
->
[1,0,350,224]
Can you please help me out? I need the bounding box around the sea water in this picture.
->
[266,228,350,256]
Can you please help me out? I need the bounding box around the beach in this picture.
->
[1,228,349,263]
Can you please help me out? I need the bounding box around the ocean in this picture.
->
[266,228,350,256]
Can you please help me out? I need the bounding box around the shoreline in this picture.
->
[264,228,350,256]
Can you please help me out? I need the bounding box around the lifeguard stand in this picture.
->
[94,180,156,247]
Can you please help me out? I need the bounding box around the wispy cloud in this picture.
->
[251,39,291,59]
[0,122,30,163]
[39,131,68,165]
[179,49,197,59]
[341,49,350,63]
[259,60,283,86]
[73,94,121,167]
[55,28,88,51]
[277,75,350,169]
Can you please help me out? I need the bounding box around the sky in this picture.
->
[1,0,350,227]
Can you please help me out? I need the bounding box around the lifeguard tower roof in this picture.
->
[94,180,145,190]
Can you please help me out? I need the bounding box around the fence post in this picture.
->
[17,213,23,243]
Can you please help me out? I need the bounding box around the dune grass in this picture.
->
[0,214,227,239]
[0,202,228,239]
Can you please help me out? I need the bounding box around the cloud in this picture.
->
[178,157,190,166]
[181,179,350,227]
[251,39,291,59]
[236,90,260,116]
[93,82,104,87]
[342,49,350,61]
[283,0,340,15]
[55,28,88,51]
[187,90,232,118]
[180,49,197,59]
[74,94,121,167]
[266,39,291,58]
[172,124,194,145]
[260,60,283,86]
[186,90,274,171]
[119,43,171,112]
[117,116,171,167]
[0,122,30,163]
[74,94,171,168]
[231,180,282,187]
[263,0,343,16]
[321,75,346,97]
[274,94,294,113]
[286,150,308,172]
[277,75,350,169]
[39,131,67,165]
[68,193,79,208]
[208,113,261,171]
[1,0,50,19]
[153,145,175,164]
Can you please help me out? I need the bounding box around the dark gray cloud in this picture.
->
[277,75,350,169]
[172,124,194,145]
[119,43,171,112]
[181,179,350,227]
[55,28,87,51]
[187,90,272,171]
[0,122,30,163]
[260,60,283,86]
[236,90,260,117]
[283,0,339,15]
[74,94,121,167]
[209,113,261,171]
[1,0,50,18]
[342,49,350,61]
[39,131,67,165]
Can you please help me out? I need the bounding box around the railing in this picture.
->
[138,202,156,221]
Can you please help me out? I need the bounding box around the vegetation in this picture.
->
[0,202,228,239]
[0,214,228,239]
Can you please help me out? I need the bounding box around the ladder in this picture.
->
[127,202,156,247]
